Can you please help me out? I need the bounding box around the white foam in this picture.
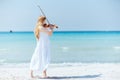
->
[0,59,6,63]
[61,47,69,52]
[0,48,8,52]
[113,46,120,50]
[0,48,8,54]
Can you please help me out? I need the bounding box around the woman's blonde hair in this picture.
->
[37,16,46,23]
[35,16,46,39]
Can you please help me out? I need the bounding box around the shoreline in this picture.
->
[1,62,120,66]
[0,63,120,80]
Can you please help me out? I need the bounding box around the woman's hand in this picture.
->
[48,24,58,29]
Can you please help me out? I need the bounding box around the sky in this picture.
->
[0,0,120,31]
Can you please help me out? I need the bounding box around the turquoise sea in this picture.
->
[0,31,120,64]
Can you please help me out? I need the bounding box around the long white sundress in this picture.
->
[30,26,51,73]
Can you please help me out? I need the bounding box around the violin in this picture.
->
[43,23,58,29]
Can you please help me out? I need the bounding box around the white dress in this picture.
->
[30,26,51,73]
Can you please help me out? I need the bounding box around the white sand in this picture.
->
[0,63,120,80]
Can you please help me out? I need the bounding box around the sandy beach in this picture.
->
[0,63,120,80]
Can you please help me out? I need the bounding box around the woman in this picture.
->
[30,16,54,78]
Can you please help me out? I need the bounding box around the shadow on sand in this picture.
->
[41,74,102,79]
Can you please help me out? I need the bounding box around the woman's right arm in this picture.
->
[40,27,53,36]
[45,29,53,36]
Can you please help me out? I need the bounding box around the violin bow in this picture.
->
[37,5,50,24]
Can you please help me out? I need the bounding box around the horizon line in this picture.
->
[1,30,120,33]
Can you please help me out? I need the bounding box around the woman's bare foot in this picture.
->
[30,70,49,79]
[43,70,47,77]
[31,74,40,79]
[39,70,48,78]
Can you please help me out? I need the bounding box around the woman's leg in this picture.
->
[43,69,47,77]
[30,70,34,78]
[30,70,40,78]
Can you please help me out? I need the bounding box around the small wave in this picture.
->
[62,47,69,50]
[0,48,8,54]
[0,59,6,63]
[0,48,8,52]
[61,47,69,52]
[0,63,29,67]
[50,62,120,67]
[113,46,120,50]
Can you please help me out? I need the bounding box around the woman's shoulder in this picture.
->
[38,25,42,29]
[37,25,44,30]
[34,25,42,32]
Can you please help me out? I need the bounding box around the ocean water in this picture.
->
[0,31,120,64]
